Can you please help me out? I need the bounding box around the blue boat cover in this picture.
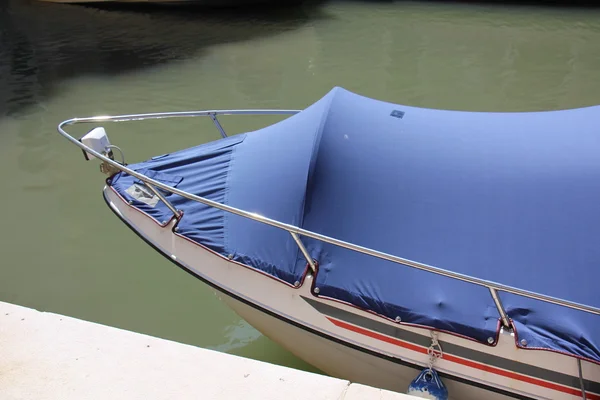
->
[110,87,600,363]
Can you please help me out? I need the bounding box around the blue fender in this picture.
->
[407,368,449,400]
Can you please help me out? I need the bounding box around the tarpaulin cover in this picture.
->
[110,87,600,363]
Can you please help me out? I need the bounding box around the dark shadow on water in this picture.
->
[338,0,600,8]
[84,0,319,11]
[0,0,328,117]
[433,0,600,7]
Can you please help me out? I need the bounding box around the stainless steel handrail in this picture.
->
[57,110,600,330]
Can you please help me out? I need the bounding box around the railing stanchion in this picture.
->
[489,288,511,329]
[143,183,180,218]
[578,359,587,400]
[291,232,316,274]
[210,113,228,138]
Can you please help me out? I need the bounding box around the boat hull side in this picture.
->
[102,185,599,400]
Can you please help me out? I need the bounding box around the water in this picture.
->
[1,0,599,374]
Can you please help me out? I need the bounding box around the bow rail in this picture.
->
[57,109,600,331]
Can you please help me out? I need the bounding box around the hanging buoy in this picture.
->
[407,368,448,400]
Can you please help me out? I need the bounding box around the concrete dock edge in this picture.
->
[0,301,419,399]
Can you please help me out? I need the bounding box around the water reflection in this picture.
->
[0,0,325,117]
[210,319,262,353]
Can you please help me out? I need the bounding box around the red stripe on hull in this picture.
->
[327,317,598,400]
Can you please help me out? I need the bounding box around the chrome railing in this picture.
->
[57,110,600,330]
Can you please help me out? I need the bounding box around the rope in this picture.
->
[578,359,587,400]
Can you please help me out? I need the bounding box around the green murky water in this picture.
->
[1,0,599,373]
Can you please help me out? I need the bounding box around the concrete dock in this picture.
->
[0,301,419,400]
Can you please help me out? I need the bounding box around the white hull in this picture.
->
[103,186,600,400]
[222,295,509,400]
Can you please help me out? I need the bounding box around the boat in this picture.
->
[57,86,600,400]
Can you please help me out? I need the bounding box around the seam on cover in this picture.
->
[222,145,236,255]
[301,87,339,225]
[222,134,246,256]
[297,89,340,282]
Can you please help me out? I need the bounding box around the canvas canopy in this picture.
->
[110,87,600,363]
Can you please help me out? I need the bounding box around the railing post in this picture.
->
[578,359,587,400]
[290,232,317,274]
[143,183,180,218]
[489,288,511,329]
[209,113,228,138]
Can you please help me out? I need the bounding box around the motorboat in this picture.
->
[58,87,600,400]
